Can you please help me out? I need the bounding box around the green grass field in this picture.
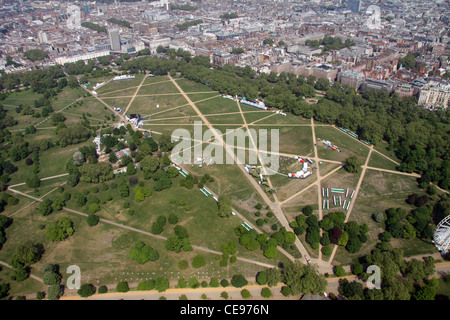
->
[316,126,370,163]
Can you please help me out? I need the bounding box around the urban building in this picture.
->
[337,69,365,89]
[108,29,121,52]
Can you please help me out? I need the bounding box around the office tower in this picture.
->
[38,30,48,44]
[348,0,361,13]
[108,29,121,51]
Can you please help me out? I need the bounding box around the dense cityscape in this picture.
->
[0,0,449,307]
[0,0,449,109]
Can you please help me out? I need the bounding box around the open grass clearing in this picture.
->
[316,126,370,163]
[175,79,214,93]
[358,170,420,199]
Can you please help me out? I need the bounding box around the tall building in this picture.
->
[108,29,121,51]
[348,0,361,13]
[418,81,450,110]
[337,69,365,89]
[38,30,48,44]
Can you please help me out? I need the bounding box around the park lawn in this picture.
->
[148,104,197,120]
[85,76,114,91]
[175,79,214,93]
[136,81,180,96]
[186,92,219,103]
[437,277,450,299]
[320,167,362,194]
[95,74,145,95]
[0,266,46,299]
[275,173,318,204]
[99,97,133,111]
[148,117,198,126]
[195,96,240,115]
[374,140,402,164]
[281,187,318,217]
[368,151,399,171]
[254,112,310,125]
[97,87,139,98]
[126,94,189,116]
[315,126,370,163]
[146,124,195,138]
[63,97,115,121]
[247,124,314,156]
[51,86,86,111]
[330,191,436,265]
[242,111,275,124]
[1,89,43,108]
[358,169,420,199]
[204,113,245,125]
[8,138,93,186]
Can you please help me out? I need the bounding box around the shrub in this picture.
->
[321,246,332,256]
[334,265,346,277]
[36,291,45,300]
[178,260,188,270]
[192,255,206,268]
[261,287,272,298]
[231,274,248,288]
[116,281,129,293]
[98,285,108,294]
[129,241,159,264]
[87,214,100,227]
[78,284,96,298]
[241,289,251,298]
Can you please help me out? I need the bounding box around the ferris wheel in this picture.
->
[433,215,450,254]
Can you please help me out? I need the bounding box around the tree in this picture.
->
[334,265,346,277]
[26,174,40,189]
[261,287,272,298]
[39,199,53,216]
[47,285,63,300]
[256,271,267,285]
[140,155,160,173]
[217,195,232,218]
[263,246,278,259]
[129,241,159,264]
[116,281,129,293]
[339,279,364,299]
[302,205,313,216]
[241,289,251,298]
[87,214,100,227]
[43,271,62,285]
[413,278,438,300]
[78,284,96,298]
[155,277,169,292]
[344,156,362,173]
[231,274,248,288]
[45,218,74,241]
[10,241,43,267]
[192,255,206,268]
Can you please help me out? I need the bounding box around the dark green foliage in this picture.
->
[192,255,206,268]
[129,241,159,264]
[87,214,100,227]
[116,281,129,293]
[231,274,248,288]
[77,284,96,298]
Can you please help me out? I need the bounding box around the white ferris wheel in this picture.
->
[433,215,450,254]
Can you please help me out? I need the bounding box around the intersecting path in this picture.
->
[7,185,277,270]
[167,73,326,269]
